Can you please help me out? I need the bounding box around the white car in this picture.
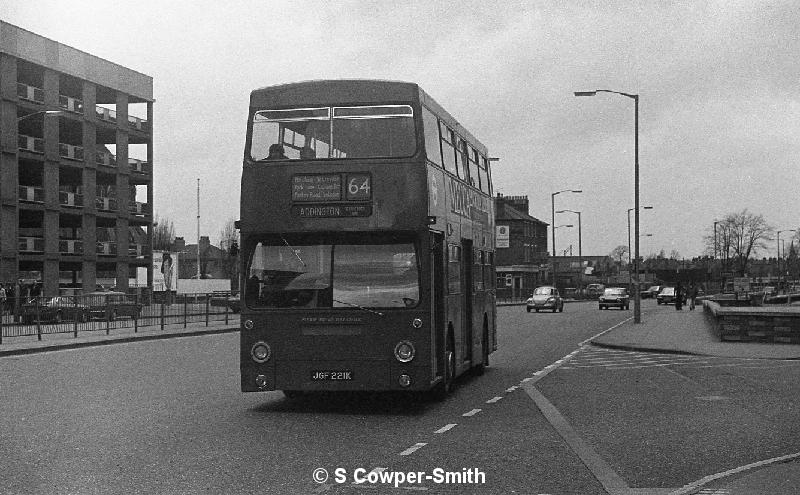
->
[526,286,564,313]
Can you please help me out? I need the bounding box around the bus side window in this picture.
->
[486,251,495,289]
[448,244,461,294]
[455,138,467,181]
[469,147,480,189]
[482,157,493,195]
[474,250,484,291]
[422,108,442,167]
[440,122,458,176]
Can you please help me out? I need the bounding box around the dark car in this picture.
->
[657,287,676,305]
[85,291,142,320]
[20,296,90,324]
[641,285,661,299]
[599,287,630,310]
[526,286,564,313]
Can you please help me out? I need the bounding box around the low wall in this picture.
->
[704,300,800,344]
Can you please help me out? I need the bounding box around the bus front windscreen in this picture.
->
[245,241,419,309]
[250,105,416,161]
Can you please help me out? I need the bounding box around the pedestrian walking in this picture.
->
[675,282,683,310]
[689,283,697,310]
[0,284,6,316]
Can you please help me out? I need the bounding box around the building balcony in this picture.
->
[128,243,149,258]
[17,82,44,104]
[96,148,117,167]
[59,239,83,255]
[95,106,117,123]
[19,185,45,203]
[128,158,150,175]
[97,241,117,256]
[127,115,150,132]
[18,134,45,153]
[95,196,117,212]
[59,143,85,161]
[128,201,150,217]
[59,95,84,114]
[19,236,45,253]
[59,191,84,208]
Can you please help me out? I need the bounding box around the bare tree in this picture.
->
[218,218,240,288]
[711,210,773,276]
[153,214,175,251]
[609,245,629,274]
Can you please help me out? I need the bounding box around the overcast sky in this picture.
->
[5,1,799,258]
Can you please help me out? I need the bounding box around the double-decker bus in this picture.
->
[239,80,496,399]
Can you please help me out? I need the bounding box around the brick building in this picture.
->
[494,194,549,297]
[0,22,153,295]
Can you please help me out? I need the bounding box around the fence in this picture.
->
[0,292,240,345]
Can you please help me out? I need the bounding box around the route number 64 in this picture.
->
[346,174,371,200]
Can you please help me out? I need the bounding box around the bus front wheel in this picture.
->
[431,336,455,401]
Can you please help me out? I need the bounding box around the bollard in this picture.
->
[184,297,188,328]
[160,301,165,331]
[205,293,210,327]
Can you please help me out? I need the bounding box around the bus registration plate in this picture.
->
[311,370,353,381]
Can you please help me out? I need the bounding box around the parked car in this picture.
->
[586,283,605,297]
[526,286,564,313]
[85,291,142,320]
[657,287,677,305]
[20,296,90,324]
[599,287,630,310]
[641,285,661,299]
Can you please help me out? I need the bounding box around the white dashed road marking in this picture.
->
[398,443,427,456]
[462,408,482,417]
[433,423,457,434]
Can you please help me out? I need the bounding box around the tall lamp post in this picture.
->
[551,189,582,287]
[628,206,653,291]
[777,229,796,290]
[557,209,582,291]
[552,224,574,287]
[576,89,641,323]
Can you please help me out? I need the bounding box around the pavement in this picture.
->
[2,303,799,494]
[589,300,800,495]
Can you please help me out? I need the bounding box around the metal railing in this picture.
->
[95,106,117,122]
[59,143,84,161]
[19,185,44,203]
[59,95,84,114]
[18,134,44,153]
[59,190,84,207]
[0,292,240,345]
[17,82,44,103]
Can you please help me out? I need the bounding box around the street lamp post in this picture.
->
[551,190,582,287]
[557,209,582,292]
[627,206,652,292]
[777,230,796,291]
[576,89,641,323]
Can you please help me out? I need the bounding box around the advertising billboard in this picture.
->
[153,250,178,292]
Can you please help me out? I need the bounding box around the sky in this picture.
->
[4,1,799,258]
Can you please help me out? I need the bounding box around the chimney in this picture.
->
[172,237,186,252]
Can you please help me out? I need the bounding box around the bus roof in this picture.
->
[249,79,488,155]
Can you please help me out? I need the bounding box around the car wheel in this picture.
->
[535,308,539,313]
[526,307,531,313]
[559,304,564,313]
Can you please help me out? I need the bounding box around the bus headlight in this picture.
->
[412,318,423,329]
[398,374,412,387]
[394,341,415,363]
[255,375,268,389]
[244,319,254,330]
[251,341,271,363]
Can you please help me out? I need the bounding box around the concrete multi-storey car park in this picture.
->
[0,21,153,296]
